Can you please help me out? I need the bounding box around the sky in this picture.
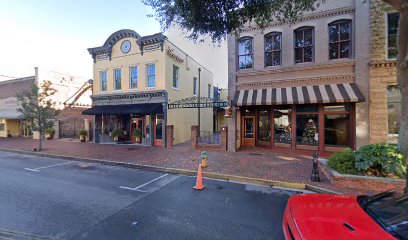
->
[0,0,227,87]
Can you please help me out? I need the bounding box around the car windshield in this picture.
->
[359,191,408,240]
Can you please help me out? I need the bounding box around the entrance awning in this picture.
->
[233,83,365,106]
[82,103,163,115]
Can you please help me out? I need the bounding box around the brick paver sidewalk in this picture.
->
[0,137,366,194]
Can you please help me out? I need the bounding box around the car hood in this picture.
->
[289,194,396,240]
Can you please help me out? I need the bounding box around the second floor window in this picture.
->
[114,69,121,90]
[208,84,211,98]
[130,66,138,89]
[294,27,314,63]
[193,77,197,96]
[100,71,107,92]
[147,64,156,88]
[329,20,352,59]
[265,32,282,66]
[238,37,253,69]
[173,65,179,89]
[387,12,399,59]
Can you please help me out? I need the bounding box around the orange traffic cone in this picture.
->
[193,164,205,190]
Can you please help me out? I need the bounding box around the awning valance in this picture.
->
[233,83,365,106]
[82,103,163,115]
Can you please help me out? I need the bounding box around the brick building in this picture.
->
[227,0,371,155]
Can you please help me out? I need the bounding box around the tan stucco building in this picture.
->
[227,0,371,155]
[84,29,214,146]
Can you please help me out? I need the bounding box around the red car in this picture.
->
[282,191,408,240]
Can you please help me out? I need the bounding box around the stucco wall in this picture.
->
[165,40,214,144]
[0,119,20,137]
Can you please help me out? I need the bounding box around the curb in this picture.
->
[0,148,338,194]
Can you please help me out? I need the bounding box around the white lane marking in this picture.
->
[24,161,76,172]
[119,174,169,191]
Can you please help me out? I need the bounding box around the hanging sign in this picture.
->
[166,47,184,63]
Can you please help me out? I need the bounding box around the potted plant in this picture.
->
[45,127,55,140]
[132,129,142,143]
[78,129,88,142]
[111,129,123,142]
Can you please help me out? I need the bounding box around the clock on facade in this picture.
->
[120,40,131,54]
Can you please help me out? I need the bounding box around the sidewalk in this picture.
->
[0,137,367,194]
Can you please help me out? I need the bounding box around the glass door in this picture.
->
[242,116,256,147]
[154,115,163,146]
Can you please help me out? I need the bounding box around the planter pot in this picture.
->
[113,136,119,142]
[79,135,86,142]
[46,134,53,140]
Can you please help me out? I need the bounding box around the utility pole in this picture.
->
[198,68,201,133]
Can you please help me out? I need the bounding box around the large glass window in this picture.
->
[329,20,352,59]
[0,119,4,131]
[274,107,292,144]
[193,77,197,96]
[387,85,401,143]
[100,71,107,92]
[147,64,156,88]
[130,66,138,89]
[296,114,318,145]
[265,32,282,66]
[173,65,179,89]
[114,69,121,90]
[238,37,253,69]
[258,109,271,145]
[294,27,314,63]
[387,12,400,59]
[324,114,350,146]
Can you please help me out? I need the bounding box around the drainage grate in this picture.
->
[249,153,263,156]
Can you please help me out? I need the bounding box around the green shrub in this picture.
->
[354,143,406,178]
[328,148,360,175]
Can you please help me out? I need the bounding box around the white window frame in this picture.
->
[100,70,107,92]
[146,64,156,88]
[129,66,138,90]
[173,65,179,90]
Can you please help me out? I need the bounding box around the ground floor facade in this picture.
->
[83,90,214,147]
[229,83,365,156]
[0,118,30,138]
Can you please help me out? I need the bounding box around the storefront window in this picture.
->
[274,107,292,144]
[387,85,401,143]
[324,114,350,146]
[258,110,271,145]
[296,114,319,145]
[0,119,4,131]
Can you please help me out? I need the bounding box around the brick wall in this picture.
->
[166,125,174,148]
[319,160,405,193]
[58,107,93,138]
[191,125,228,151]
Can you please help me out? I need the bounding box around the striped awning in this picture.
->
[233,83,365,106]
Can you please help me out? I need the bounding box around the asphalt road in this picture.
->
[0,150,300,240]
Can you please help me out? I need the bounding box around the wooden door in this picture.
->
[242,116,256,147]
[153,115,163,146]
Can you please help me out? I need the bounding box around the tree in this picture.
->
[17,81,58,151]
[145,0,408,192]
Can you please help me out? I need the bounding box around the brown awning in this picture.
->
[233,83,365,106]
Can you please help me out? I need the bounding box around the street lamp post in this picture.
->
[198,68,201,133]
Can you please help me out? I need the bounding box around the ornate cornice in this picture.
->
[237,74,355,89]
[88,30,167,62]
[241,6,355,33]
[369,60,398,68]
[236,61,355,77]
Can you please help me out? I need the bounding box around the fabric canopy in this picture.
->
[233,83,365,106]
[82,103,163,115]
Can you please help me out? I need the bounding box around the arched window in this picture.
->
[237,37,253,69]
[265,32,282,67]
[328,20,352,59]
[294,26,314,63]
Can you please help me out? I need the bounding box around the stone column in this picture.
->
[53,120,60,139]
[84,119,91,142]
